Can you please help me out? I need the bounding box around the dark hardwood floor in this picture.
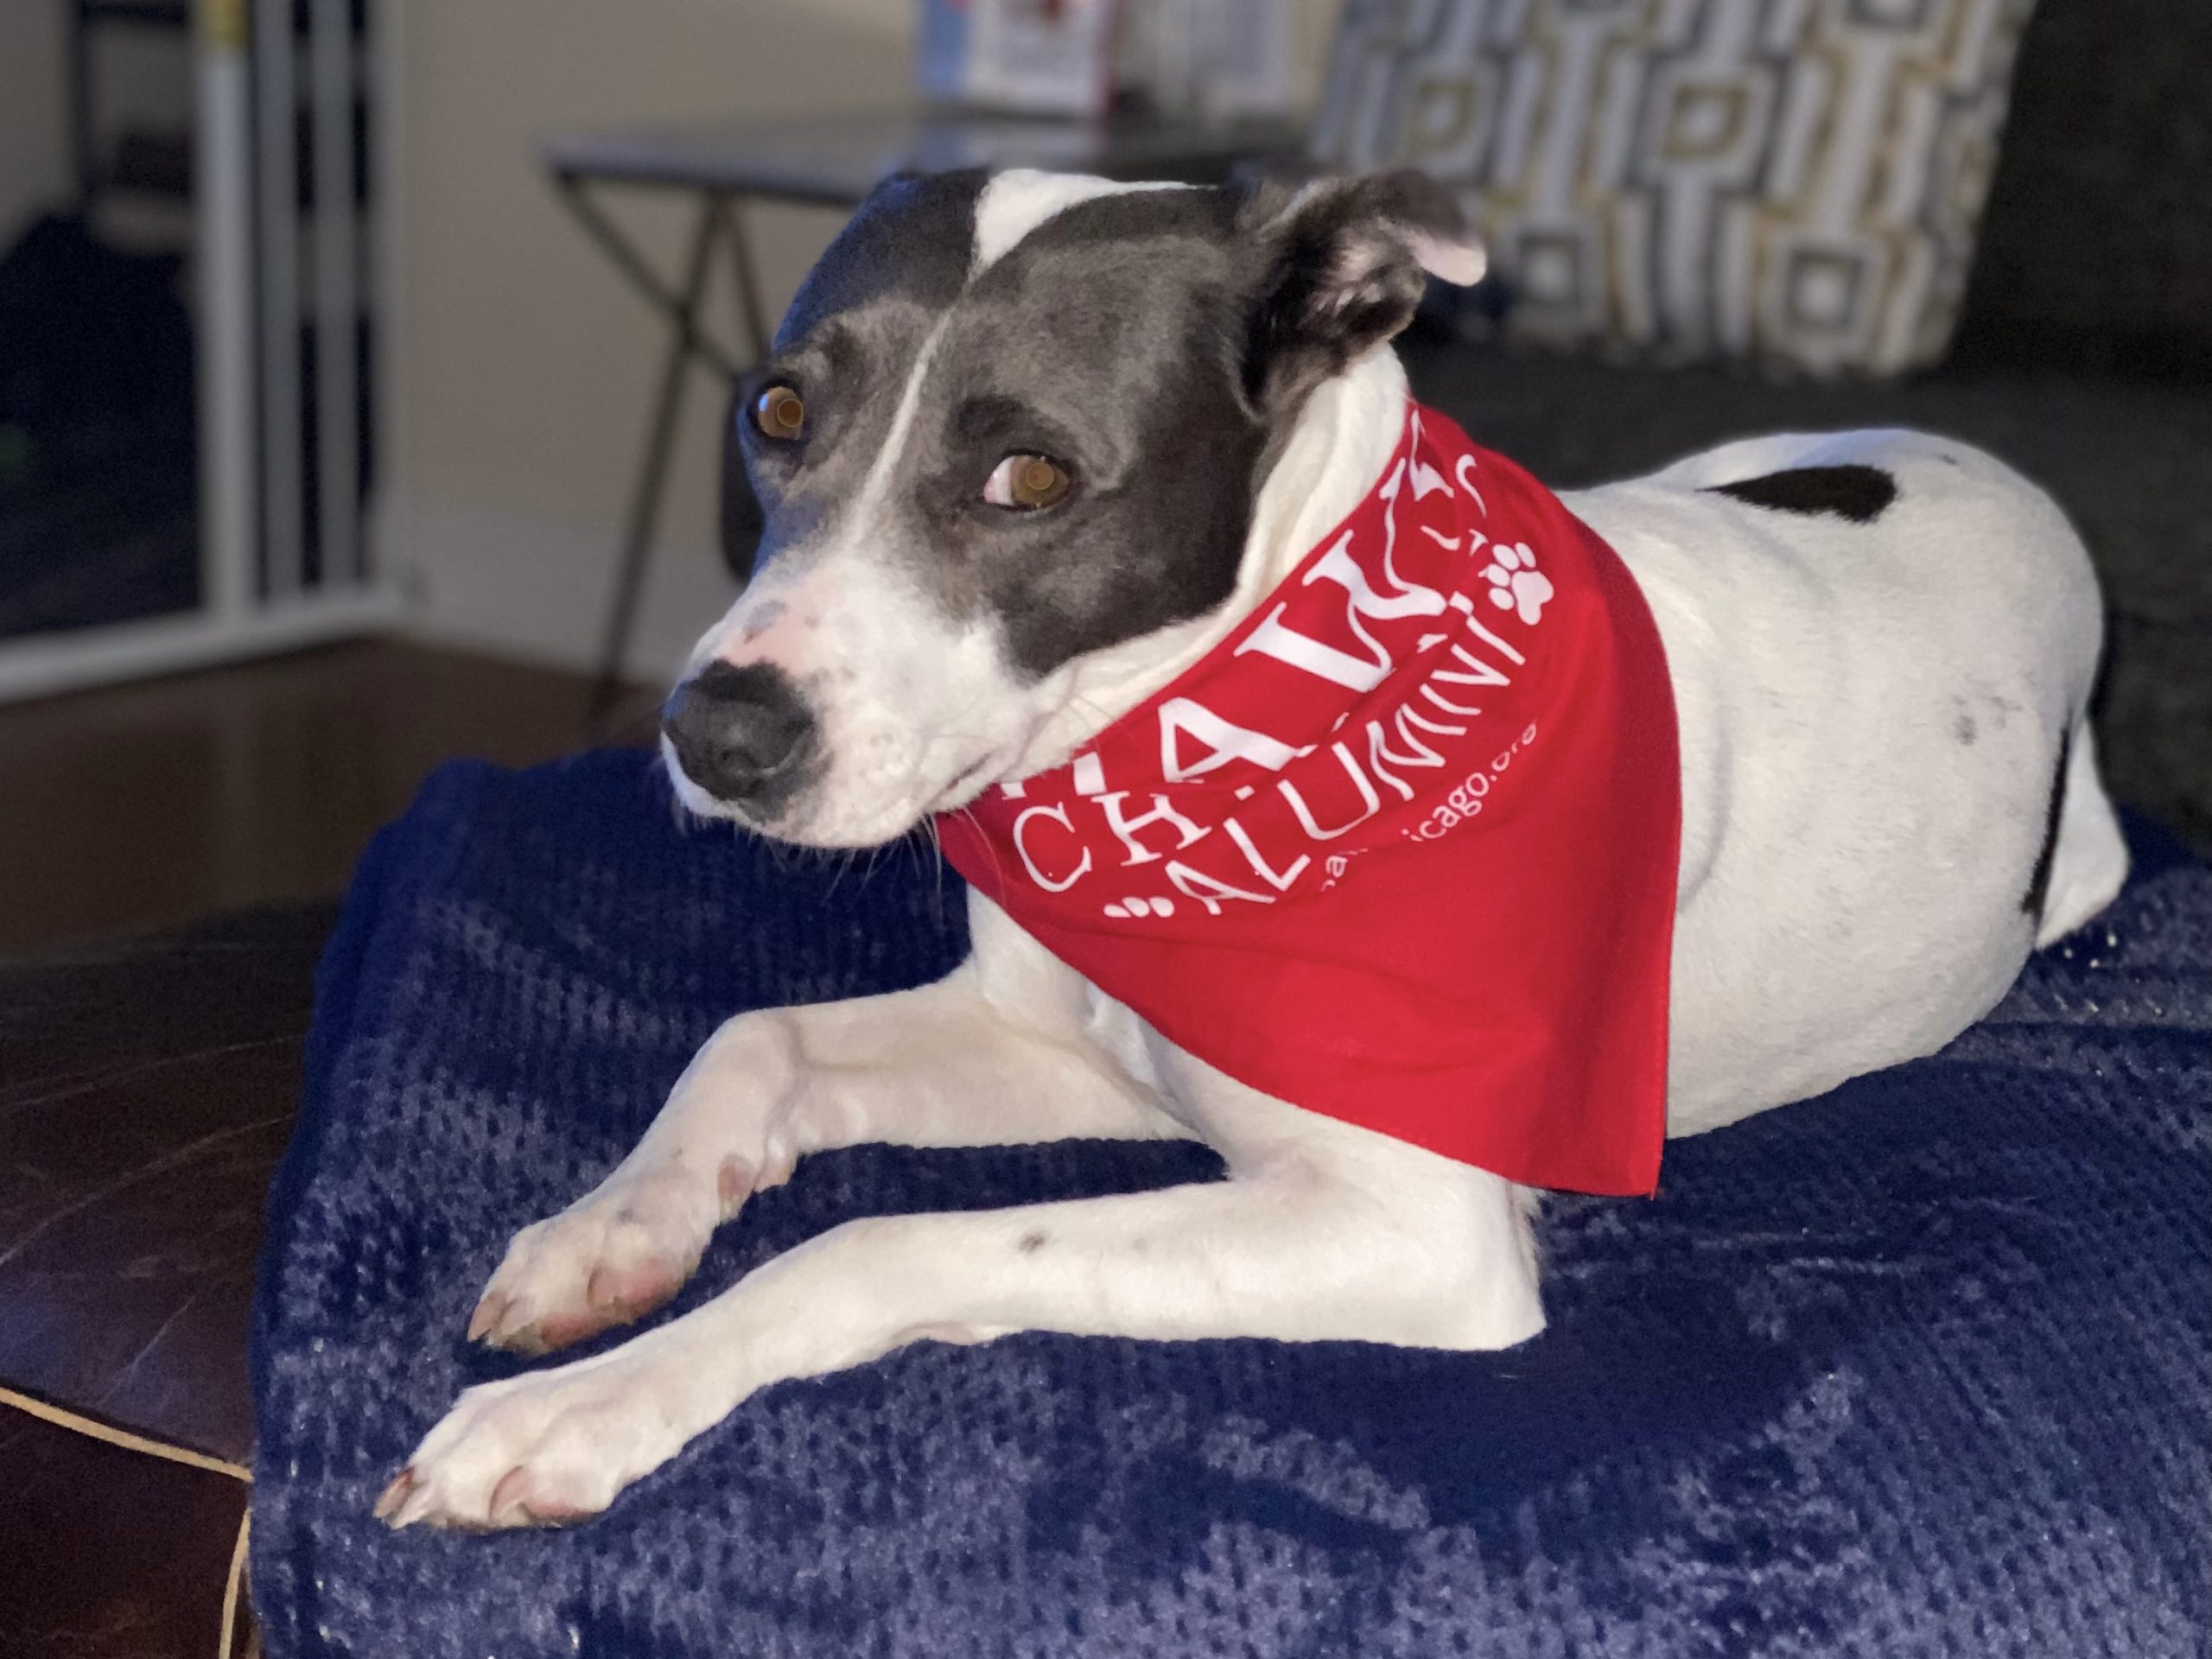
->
[0,639,656,957]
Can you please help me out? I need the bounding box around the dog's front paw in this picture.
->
[375,1347,697,1530]
[468,1163,731,1355]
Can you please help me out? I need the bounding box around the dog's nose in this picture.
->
[662,662,816,810]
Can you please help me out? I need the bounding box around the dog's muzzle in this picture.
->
[662,662,817,816]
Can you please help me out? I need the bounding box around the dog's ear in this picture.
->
[720,380,764,588]
[1233,168,1484,413]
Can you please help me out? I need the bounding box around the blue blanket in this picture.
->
[251,750,2211,1658]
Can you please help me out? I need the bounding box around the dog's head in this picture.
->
[661,167,1483,847]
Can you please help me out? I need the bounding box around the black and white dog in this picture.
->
[379,168,2127,1530]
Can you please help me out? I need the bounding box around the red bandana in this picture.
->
[937,403,1680,1195]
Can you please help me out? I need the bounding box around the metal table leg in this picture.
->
[550,173,779,717]
[552,172,747,378]
[556,184,729,713]
[726,194,771,365]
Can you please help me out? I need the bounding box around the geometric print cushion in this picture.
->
[1311,0,2039,376]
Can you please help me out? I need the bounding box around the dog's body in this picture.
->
[379,170,2126,1530]
[1578,421,2124,1133]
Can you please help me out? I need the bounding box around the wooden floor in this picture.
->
[0,639,656,957]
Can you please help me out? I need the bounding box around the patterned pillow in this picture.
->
[1310,0,2040,376]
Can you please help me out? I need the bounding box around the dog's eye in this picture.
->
[753,385,805,442]
[984,454,1071,511]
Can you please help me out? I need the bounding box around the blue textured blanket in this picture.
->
[251,750,2211,1658]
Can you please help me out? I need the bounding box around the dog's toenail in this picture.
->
[373,1468,416,1522]
[488,1467,537,1524]
[466,1294,505,1343]
[718,1155,753,1205]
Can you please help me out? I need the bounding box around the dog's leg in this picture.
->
[468,898,1185,1355]
[382,1058,1541,1530]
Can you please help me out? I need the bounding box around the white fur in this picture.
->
[669,307,1020,847]
[677,175,1481,848]
[972,169,1197,272]
[385,890,1541,1529]
[674,346,1411,848]
[1407,230,1485,287]
[1263,177,1487,290]
[1567,429,2127,1131]
[385,284,2126,1535]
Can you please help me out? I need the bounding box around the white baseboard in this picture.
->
[0,583,410,703]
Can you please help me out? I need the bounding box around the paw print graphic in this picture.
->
[1481,543,1554,626]
[1103,896,1176,919]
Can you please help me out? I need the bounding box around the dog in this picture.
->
[378,168,2129,1530]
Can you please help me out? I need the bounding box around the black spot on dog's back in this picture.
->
[1708,465,1898,524]
[2024,728,2072,918]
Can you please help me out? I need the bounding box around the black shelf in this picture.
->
[100,129,194,199]
[79,0,190,29]
[71,0,194,213]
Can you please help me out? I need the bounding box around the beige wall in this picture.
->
[382,0,1345,681]
[0,9,197,250]
[0,5,71,244]
[380,0,918,680]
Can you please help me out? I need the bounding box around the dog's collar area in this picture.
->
[938,402,1682,1197]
